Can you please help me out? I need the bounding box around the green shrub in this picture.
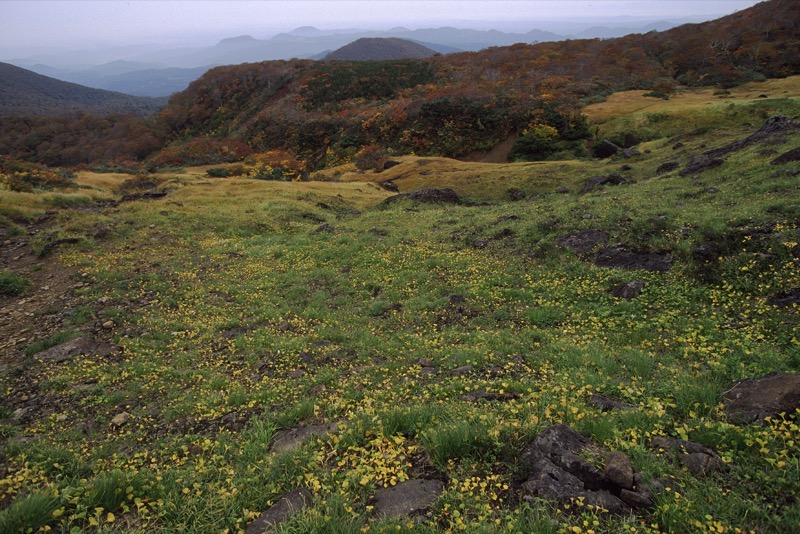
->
[0,270,31,296]
[0,493,59,533]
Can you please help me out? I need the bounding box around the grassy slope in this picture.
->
[1,80,799,533]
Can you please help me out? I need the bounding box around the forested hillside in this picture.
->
[0,62,166,117]
[1,0,798,169]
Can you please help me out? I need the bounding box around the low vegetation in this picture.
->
[1,78,798,532]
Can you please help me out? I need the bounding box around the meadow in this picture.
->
[0,79,799,533]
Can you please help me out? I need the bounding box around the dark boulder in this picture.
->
[679,155,724,177]
[656,161,680,174]
[772,147,800,165]
[556,230,609,257]
[650,437,722,477]
[723,372,800,423]
[595,139,623,159]
[595,247,673,272]
[520,425,657,514]
[580,173,626,194]
[767,288,800,308]
[381,188,461,206]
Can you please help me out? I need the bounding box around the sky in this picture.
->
[1,0,763,54]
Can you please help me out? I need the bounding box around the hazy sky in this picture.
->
[1,0,763,53]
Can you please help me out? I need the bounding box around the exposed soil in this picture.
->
[0,214,86,369]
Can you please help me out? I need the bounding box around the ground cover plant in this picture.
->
[1,79,799,533]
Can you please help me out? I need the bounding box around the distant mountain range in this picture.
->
[0,62,166,116]
[4,18,698,97]
[325,38,439,61]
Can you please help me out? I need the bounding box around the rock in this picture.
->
[417,358,435,367]
[287,369,305,379]
[508,188,527,201]
[771,146,800,165]
[651,436,717,456]
[620,488,652,508]
[767,288,800,308]
[624,133,640,148]
[111,412,131,427]
[555,186,570,194]
[651,437,722,476]
[371,479,443,519]
[119,190,167,202]
[594,247,673,272]
[595,139,623,159]
[579,173,626,194]
[383,160,401,171]
[461,390,521,402]
[556,230,609,257]
[621,147,640,158]
[379,180,400,192]
[449,365,474,376]
[246,488,312,534]
[270,423,338,453]
[102,320,115,329]
[656,161,680,174]
[588,394,633,412]
[518,425,667,514]
[702,116,799,159]
[604,451,634,489]
[381,188,461,206]
[313,223,333,233]
[33,337,119,363]
[723,372,800,423]
[672,142,685,150]
[680,453,722,477]
[679,155,724,176]
[608,279,645,300]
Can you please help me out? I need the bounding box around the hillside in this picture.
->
[0,75,799,532]
[0,62,166,117]
[144,0,800,167]
[1,0,798,170]
[325,38,439,60]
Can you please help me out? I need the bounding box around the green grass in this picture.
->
[1,81,799,533]
[0,270,31,296]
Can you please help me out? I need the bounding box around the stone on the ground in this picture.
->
[270,423,338,453]
[723,372,800,423]
[609,279,645,300]
[519,424,653,514]
[111,412,131,427]
[33,336,118,363]
[372,479,443,519]
[246,488,312,534]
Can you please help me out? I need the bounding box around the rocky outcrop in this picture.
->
[520,424,664,513]
[381,188,461,206]
[371,479,443,519]
[723,372,800,423]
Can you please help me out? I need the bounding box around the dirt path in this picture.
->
[0,215,84,369]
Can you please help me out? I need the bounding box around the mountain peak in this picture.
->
[325,37,438,61]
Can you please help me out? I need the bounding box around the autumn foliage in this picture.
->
[0,0,798,170]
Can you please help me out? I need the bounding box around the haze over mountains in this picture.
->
[3,16,713,97]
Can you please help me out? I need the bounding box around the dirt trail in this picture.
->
[0,215,84,369]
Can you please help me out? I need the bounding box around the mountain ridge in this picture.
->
[0,62,166,116]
